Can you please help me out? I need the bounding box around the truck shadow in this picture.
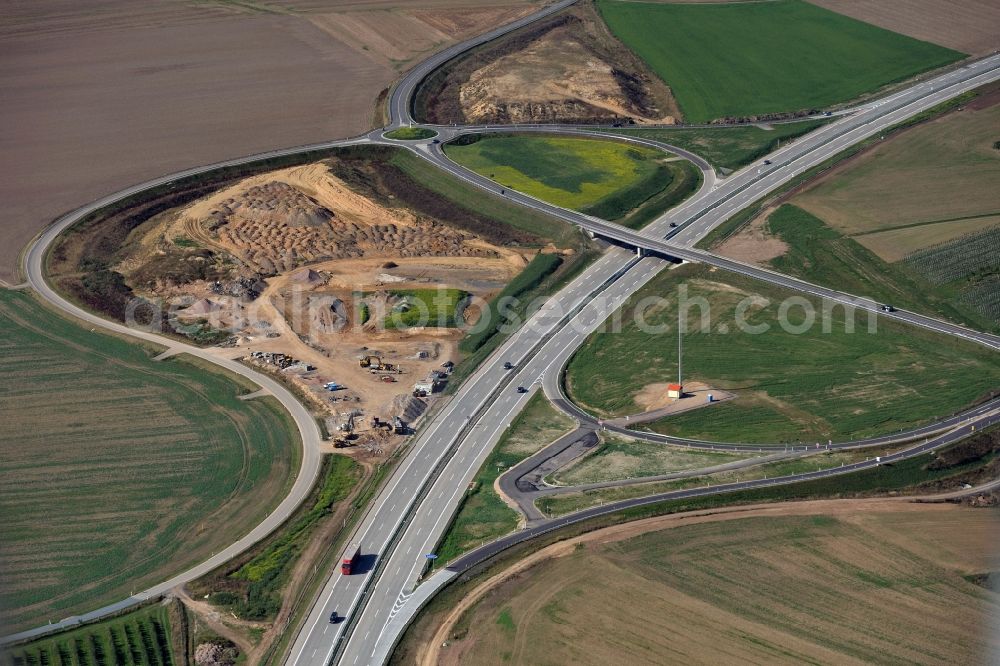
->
[354,553,379,575]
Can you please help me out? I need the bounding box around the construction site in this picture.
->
[101,157,539,459]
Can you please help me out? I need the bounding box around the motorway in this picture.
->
[294,14,1000,666]
[410,52,1000,351]
[8,0,999,658]
[287,248,665,665]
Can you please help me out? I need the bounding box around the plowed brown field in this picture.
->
[811,0,1000,56]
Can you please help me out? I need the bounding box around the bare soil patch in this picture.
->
[810,0,1000,56]
[714,206,790,264]
[172,163,505,276]
[619,380,734,425]
[415,2,679,125]
[45,142,555,455]
[104,158,529,451]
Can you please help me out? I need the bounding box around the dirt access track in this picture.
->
[0,0,542,284]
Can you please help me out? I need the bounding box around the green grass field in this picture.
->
[461,253,562,354]
[564,264,1000,443]
[0,291,299,632]
[388,149,580,248]
[383,127,437,141]
[538,445,901,517]
[768,99,1000,329]
[444,134,698,227]
[597,0,964,122]
[5,603,180,666]
[433,393,574,565]
[792,101,1000,243]
[766,205,999,332]
[550,436,757,486]
[190,454,361,621]
[379,288,468,329]
[603,119,826,173]
[543,427,1000,515]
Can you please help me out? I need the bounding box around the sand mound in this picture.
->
[392,394,427,422]
[206,181,333,229]
[455,10,677,125]
[291,267,324,285]
[181,298,220,315]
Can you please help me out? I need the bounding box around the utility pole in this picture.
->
[677,305,683,387]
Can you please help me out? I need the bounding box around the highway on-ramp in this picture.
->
[9,0,999,658]
[413,54,1000,352]
[293,43,1000,666]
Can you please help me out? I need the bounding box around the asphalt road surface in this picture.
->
[9,0,999,657]
[446,408,1000,578]
[298,48,1000,666]
[413,54,1000,352]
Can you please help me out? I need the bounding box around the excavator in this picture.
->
[359,355,382,369]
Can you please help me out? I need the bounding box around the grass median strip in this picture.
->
[383,127,437,141]
[537,444,904,517]
[601,119,827,173]
[549,436,760,486]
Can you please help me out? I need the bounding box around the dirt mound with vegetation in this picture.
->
[45,144,553,341]
[182,164,502,276]
[414,2,678,125]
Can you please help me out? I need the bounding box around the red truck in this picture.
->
[341,543,361,575]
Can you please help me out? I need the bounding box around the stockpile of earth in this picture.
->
[203,181,499,275]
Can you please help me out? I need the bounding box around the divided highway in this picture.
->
[287,249,664,665]
[415,53,1000,352]
[9,0,999,659]
[297,32,1000,666]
